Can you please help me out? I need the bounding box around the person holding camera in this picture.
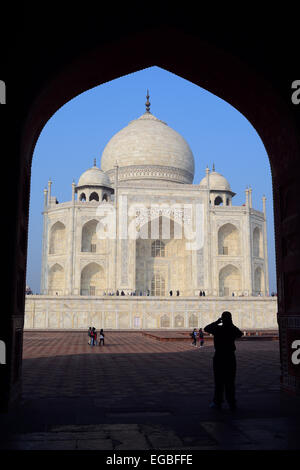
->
[204,311,243,410]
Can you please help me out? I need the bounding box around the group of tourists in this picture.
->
[191,328,205,347]
[88,327,105,347]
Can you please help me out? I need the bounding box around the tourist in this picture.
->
[90,327,96,346]
[176,290,180,296]
[199,291,202,297]
[169,290,173,296]
[99,329,105,346]
[88,326,92,345]
[204,312,243,410]
[203,291,205,297]
[191,328,197,346]
[198,328,204,347]
[93,329,97,346]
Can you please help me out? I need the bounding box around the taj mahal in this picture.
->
[24,94,278,330]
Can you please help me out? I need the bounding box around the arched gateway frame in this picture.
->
[4,24,300,411]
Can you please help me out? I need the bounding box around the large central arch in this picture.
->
[3,19,300,410]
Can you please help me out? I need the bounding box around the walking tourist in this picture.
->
[191,328,197,346]
[88,326,92,345]
[90,327,96,347]
[99,329,105,346]
[204,311,243,410]
[93,329,97,346]
[198,328,204,347]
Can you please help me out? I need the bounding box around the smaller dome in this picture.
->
[200,170,231,191]
[77,166,111,188]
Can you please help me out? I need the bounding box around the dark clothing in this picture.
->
[204,320,243,353]
[191,330,197,345]
[204,319,243,406]
[99,330,105,346]
[213,353,236,406]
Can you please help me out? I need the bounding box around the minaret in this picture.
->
[72,180,76,204]
[245,187,252,294]
[262,195,269,295]
[249,186,253,208]
[41,187,49,294]
[47,178,52,206]
[245,187,249,208]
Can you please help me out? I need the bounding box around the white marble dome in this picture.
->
[100,111,195,184]
[200,170,231,191]
[77,165,111,188]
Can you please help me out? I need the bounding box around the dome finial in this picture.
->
[93,158,97,167]
[212,162,215,172]
[145,89,150,113]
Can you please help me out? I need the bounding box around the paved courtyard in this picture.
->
[1,331,300,450]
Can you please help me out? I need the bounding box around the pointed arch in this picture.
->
[89,192,99,201]
[253,226,263,258]
[80,262,104,296]
[218,223,240,256]
[49,221,66,254]
[254,266,265,294]
[219,264,241,296]
[81,219,99,252]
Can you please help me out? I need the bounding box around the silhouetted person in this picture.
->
[202,291,205,297]
[199,290,202,297]
[198,328,204,347]
[176,290,180,296]
[169,290,173,296]
[204,311,243,410]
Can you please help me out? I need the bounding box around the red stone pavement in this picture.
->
[1,331,299,450]
[21,331,280,400]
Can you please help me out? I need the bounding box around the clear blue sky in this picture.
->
[27,66,276,294]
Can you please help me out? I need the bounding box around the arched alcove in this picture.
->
[49,222,66,255]
[253,227,263,258]
[219,264,241,296]
[89,192,99,202]
[81,219,99,252]
[80,262,104,296]
[218,223,240,256]
[254,266,265,294]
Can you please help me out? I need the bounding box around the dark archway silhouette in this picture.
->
[2,11,300,410]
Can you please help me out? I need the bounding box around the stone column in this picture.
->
[249,187,253,208]
[245,189,253,295]
[205,167,212,294]
[262,195,269,295]
[47,179,52,206]
[114,163,119,291]
[40,188,48,294]
[68,182,76,294]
